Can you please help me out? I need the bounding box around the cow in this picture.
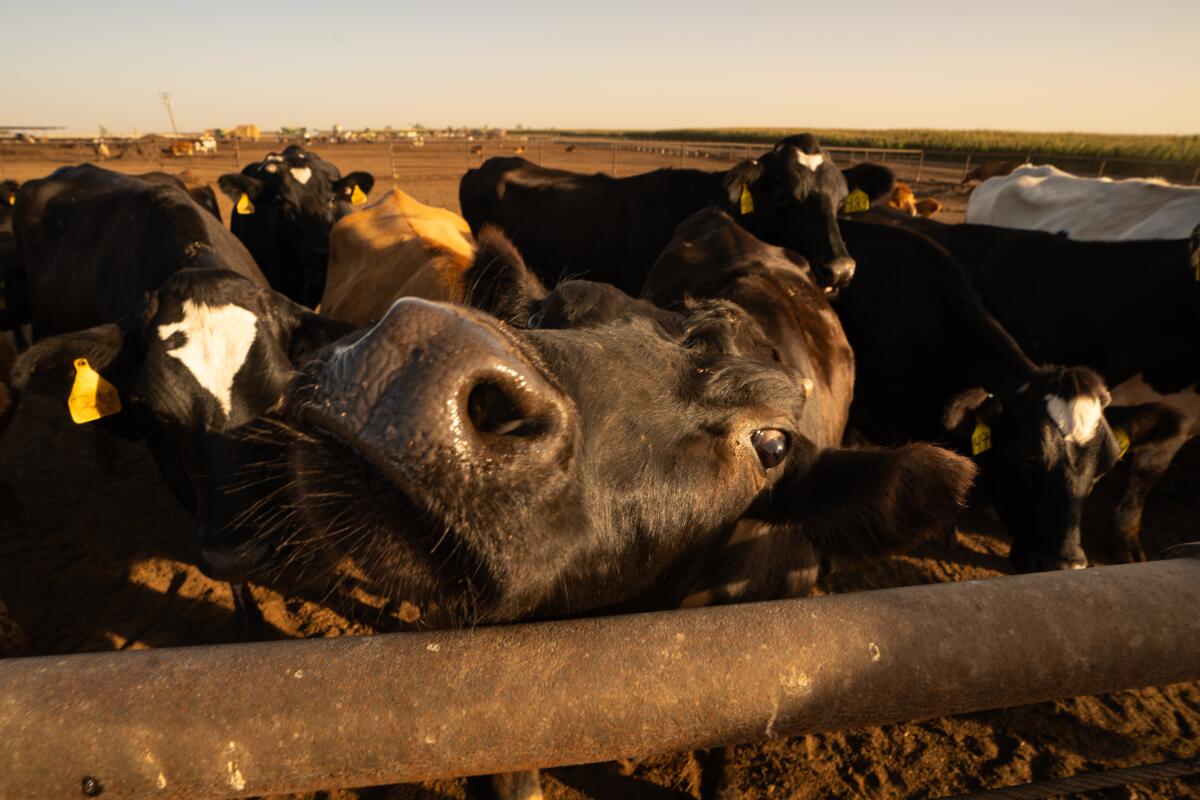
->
[0,334,22,522]
[135,170,222,221]
[217,145,375,308]
[321,188,476,325]
[967,164,1200,240]
[962,159,1026,185]
[915,197,944,218]
[889,182,918,214]
[261,216,975,799]
[459,133,893,297]
[0,179,27,349]
[11,165,352,628]
[513,145,526,155]
[856,208,1199,562]
[833,217,1129,572]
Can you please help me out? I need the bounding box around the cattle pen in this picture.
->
[1,551,1198,799]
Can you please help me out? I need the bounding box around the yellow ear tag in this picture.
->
[68,358,121,424]
[739,184,754,215]
[1114,427,1131,460]
[6,194,13,207]
[842,189,870,214]
[350,185,368,205]
[236,193,255,215]
[971,420,993,455]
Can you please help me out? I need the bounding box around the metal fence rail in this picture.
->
[0,556,1197,799]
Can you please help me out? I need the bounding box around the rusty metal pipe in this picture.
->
[1,558,1198,799]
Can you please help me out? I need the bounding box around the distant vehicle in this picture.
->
[234,124,261,141]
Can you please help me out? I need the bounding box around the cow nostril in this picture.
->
[466,381,541,437]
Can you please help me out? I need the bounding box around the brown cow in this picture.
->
[513,146,526,155]
[321,188,475,325]
[887,182,944,218]
[962,159,1025,184]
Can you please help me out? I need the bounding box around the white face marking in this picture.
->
[795,151,825,172]
[158,300,260,418]
[289,166,312,185]
[1045,394,1103,444]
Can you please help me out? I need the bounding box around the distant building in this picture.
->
[234,124,261,141]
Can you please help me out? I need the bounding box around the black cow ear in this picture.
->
[722,159,765,206]
[217,173,263,202]
[463,226,547,323]
[1105,402,1188,460]
[944,387,1002,433]
[334,172,375,203]
[13,324,128,405]
[784,443,975,562]
[841,163,897,202]
[264,290,358,364]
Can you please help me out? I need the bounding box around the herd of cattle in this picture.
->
[0,134,1197,799]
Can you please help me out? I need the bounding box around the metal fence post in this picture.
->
[915,151,925,183]
[1192,165,1200,186]
[1097,160,1106,178]
[234,137,241,170]
[961,153,973,182]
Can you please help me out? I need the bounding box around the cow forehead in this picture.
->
[289,166,312,185]
[795,150,825,172]
[157,300,261,417]
[1044,394,1103,444]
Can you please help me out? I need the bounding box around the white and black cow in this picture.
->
[858,207,1199,562]
[12,165,351,625]
[218,145,374,308]
[459,133,894,297]
[834,217,1131,572]
[967,164,1200,240]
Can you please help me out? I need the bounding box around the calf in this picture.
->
[858,209,1199,561]
[834,218,1125,572]
[218,145,374,308]
[12,165,350,624]
[321,188,476,325]
[262,216,974,799]
[460,133,893,296]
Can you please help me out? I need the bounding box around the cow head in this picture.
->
[944,366,1121,572]
[14,268,353,582]
[270,229,975,626]
[218,149,373,308]
[727,135,890,293]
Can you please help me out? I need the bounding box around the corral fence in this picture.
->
[1,552,1198,799]
[5,135,1198,189]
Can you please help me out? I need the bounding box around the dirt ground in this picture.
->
[0,141,1196,799]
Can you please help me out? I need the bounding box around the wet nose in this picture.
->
[824,256,856,291]
[315,298,572,471]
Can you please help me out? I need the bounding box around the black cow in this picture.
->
[459,133,892,296]
[218,145,374,308]
[833,217,1129,572]
[857,207,1199,561]
[260,217,974,798]
[11,165,350,624]
[0,179,26,349]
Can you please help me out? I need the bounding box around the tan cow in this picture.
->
[887,183,943,218]
[321,188,475,326]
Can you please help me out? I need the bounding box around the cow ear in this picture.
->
[722,159,765,206]
[263,291,358,364]
[841,163,897,202]
[943,387,1002,442]
[1104,402,1188,460]
[334,172,375,202]
[13,324,128,402]
[217,173,263,202]
[784,443,975,562]
[462,225,547,323]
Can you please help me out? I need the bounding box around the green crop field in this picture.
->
[529,128,1200,163]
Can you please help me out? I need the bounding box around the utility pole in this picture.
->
[159,92,179,138]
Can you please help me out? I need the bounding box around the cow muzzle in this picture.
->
[305,298,574,481]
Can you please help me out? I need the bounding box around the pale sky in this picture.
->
[4,0,1198,135]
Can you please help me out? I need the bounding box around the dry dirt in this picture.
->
[0,141,1196,799]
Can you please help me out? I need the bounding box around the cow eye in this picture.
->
[526,311,543,329]
[751,429,789,469]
